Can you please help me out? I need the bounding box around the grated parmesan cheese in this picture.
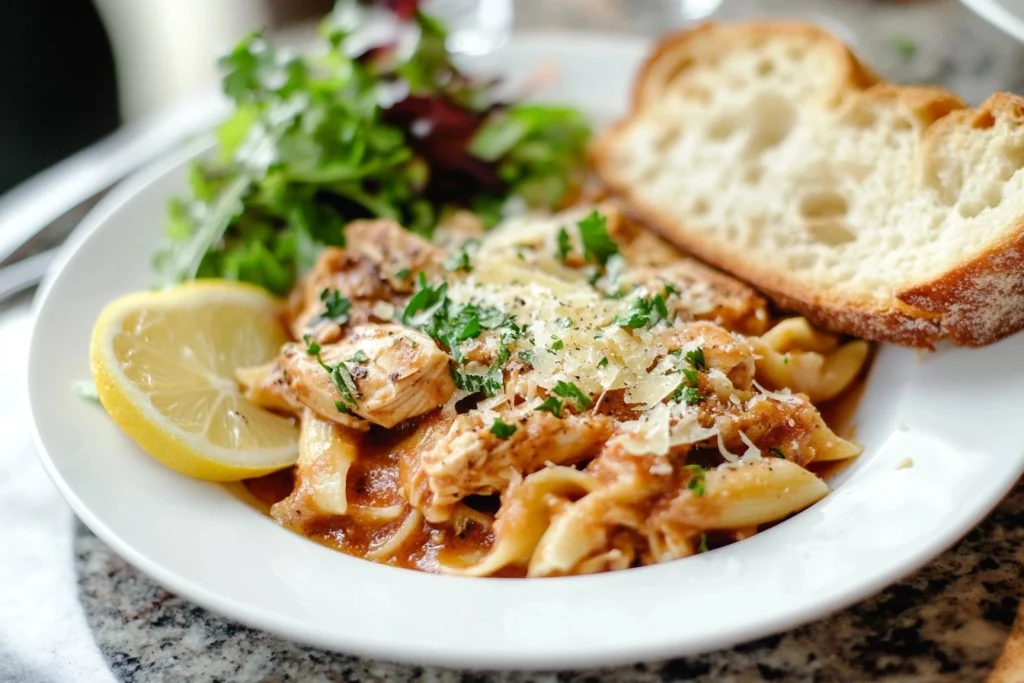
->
[442,239,683,410]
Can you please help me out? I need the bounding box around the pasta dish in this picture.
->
[237,205,869,577]
[86,5,875,580]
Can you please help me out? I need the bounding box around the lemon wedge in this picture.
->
[90,281,299,481]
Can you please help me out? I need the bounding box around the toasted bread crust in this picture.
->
[631,22,880,114]
[593,22,1024,348]
[988,602,1024,683]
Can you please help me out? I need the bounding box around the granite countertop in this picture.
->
[4,1,1024,681]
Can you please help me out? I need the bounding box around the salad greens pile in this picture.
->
[155,0,591,296]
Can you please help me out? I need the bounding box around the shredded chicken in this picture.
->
[662,320,757,392]
[235,361,304,417]
[408,410,617,522]
[289,221,444,342]
[278,324,454,429]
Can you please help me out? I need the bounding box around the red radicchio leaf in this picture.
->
[361,0,421,21]
[383,95,505,203]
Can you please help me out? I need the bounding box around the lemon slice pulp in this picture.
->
[90,281,299,481]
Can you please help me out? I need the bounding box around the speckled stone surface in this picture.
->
[74,482,1023,683]
[6,1,1024,682]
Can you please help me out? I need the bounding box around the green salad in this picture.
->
[155,0,591,296]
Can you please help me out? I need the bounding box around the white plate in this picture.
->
[960,0,1024,43]
[27,33,1024,670]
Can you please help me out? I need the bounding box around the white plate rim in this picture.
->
[27,32,1024,670]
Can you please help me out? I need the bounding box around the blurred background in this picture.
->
[1,0,1022,197]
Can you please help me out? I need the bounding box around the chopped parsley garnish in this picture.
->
[452,344,510,398]
[456,316,481,342]
[403,273,448,322]
[303,332,357,413]
[698,533,709,553]
[684,464,706,496]
[395,268,412,281]
[555,316,572,329]
[549,338,564,352]
[490,417,517,439]
[307,350,358,413]
[670,346,706,405]
[347,350,369,364]
[577,210,619,266]
[671,385,703,405]
[319,288,351,323]
[552,380,591,410]
[614,293,669,329]
[684,347,706,371]
[769,447,786,458]
[402,273,519,364]
[517,349,535,364]
[597,357,609,369]
[451,361,504,397]
[782,354,790,365]
[663,282,681,297]
[556,226,571,263]
[302,334,321,356]
[535,396,564,418]
[444,238,480,273]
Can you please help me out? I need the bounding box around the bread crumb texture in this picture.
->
[594,22,1024,347]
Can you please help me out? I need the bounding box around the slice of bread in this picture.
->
[591,22,1024,348]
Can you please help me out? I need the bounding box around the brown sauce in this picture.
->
[240,349,875,575]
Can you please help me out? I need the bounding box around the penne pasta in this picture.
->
[447,467,599,577]
[753,318,870,404]
[297,409,360,515]
[239,205,871,577]
[528,483,648,578]
[366,510,424,560]
[663,459,829,531]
